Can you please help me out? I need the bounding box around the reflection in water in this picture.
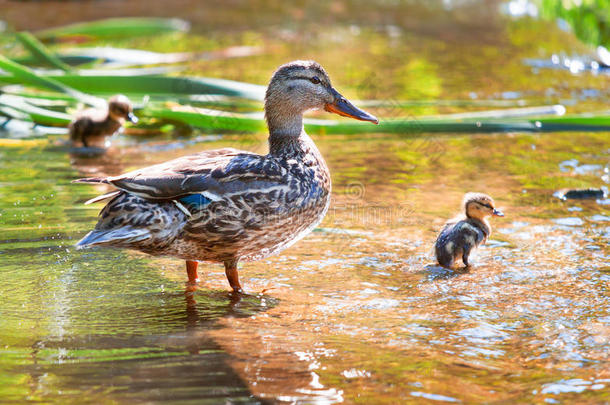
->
[422,264,470,281]
[69,147,126,179]
[1,247,273,403]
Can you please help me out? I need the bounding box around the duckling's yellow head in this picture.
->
[108,95,137,124]
[265,60,378,133]
[463,192,504,220]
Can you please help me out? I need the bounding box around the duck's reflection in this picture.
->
[22,286,272,403]
[423,264,470,281]
[184,287,247,354]
[69,146,126,179]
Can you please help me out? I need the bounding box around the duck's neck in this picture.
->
[266,103,311,157]
[103,112,122,127]
[466,215,491,238]
[270,130,323,160]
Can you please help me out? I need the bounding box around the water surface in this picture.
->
[1,1,609,403]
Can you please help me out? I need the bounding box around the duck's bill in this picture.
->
[127,112,138,124]
[493,209,504,217]
[325,88,379,124]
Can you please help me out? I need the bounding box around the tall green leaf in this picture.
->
[0,55,104,107]
[15,32,72,72]
[0,72,265,101]
[142,105,610,134]
[36,18,190,42]
[0,94,72,125]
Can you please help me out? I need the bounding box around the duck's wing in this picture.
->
[458,219,488,245]
[74,148,288,200]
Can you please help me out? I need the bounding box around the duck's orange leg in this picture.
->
[186,260,199,285]
[224,259,243,293]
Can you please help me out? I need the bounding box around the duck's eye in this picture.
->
[474,201,493,210]
[310,76,321,85]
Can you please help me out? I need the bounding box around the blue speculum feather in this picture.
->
[179,193,212,208]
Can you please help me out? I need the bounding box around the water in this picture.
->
[1,1,609,403]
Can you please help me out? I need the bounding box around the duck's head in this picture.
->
[463,192,504,220]
[108,95,138,124]
[265,60,378,135]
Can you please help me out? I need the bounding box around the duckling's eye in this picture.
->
[310,76,321,85]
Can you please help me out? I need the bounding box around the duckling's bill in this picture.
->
[493,209,504,217]
[324,87,379,124]
[127,112,138,124]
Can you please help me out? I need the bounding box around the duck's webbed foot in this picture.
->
[224,259,244,294]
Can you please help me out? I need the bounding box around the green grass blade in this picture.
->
[15,32,72,72]
[11,45,261,68]
[36,18,190,42]
[0,105,30,121]
[0,73,266,100]
[418,105,566,121]
[144,107,266,132]
[57,47,193,67]
[0,87,75,103]
[0,54,73,94]
[11,54,99,68]
[0,94,71,125]
[142,105,610,134]
[304,118,540,134]
[535,115,610,126]
[307,114,610,134]
[0,55,104,107]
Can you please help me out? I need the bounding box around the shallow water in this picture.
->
[1,1,610,404]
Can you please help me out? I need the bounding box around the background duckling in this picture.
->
[69,95,137,148]
[435,192,504,269]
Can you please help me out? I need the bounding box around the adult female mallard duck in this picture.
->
[435,192,504,269]
[69,94,137,148]
[74,60,378,292]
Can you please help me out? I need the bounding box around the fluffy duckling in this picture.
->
[69,95,137,148]
[435,192,504,269]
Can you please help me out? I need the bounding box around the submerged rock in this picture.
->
[554,188,607,201]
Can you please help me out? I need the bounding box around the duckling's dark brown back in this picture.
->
[69,116,91,142]
[435,218,489,268]
[69,110,121,148]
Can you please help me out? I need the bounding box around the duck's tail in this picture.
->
[76,191,186,252]
[72,177,109,184]
[76,227,151,249]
